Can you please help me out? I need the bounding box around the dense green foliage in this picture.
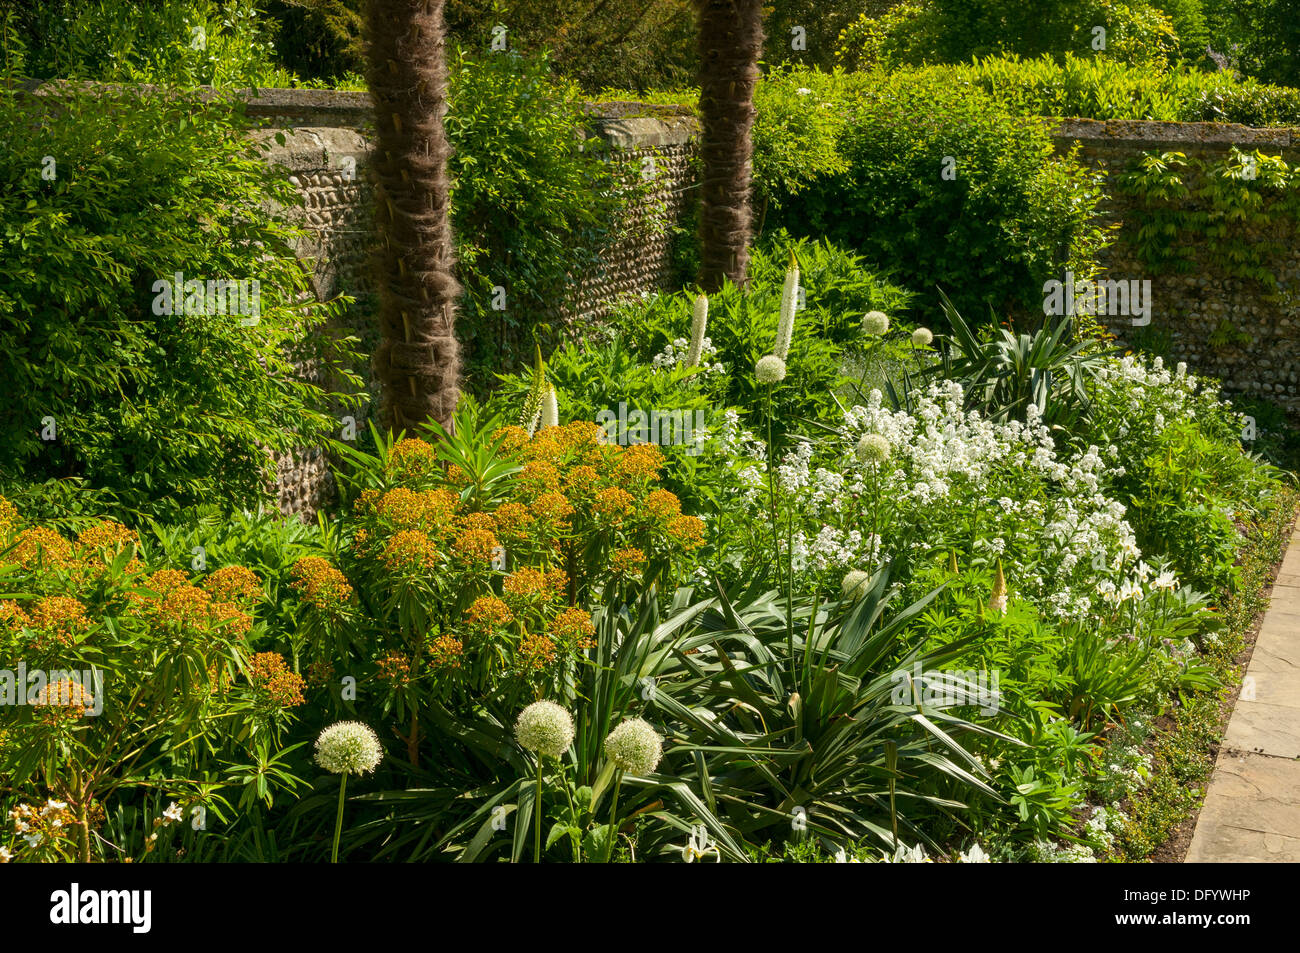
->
[934,54,1300,125]
[836,0,1182,70]
[0,80,361,521]
[445,50,628,389]
[760,69,1111,319]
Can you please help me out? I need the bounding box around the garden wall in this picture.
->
[1051,118,1300,420]
[240,89,700,517]
[70,87,1291,515]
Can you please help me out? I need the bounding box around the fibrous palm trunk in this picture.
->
[365,0,460,432]
[693,0,765,293]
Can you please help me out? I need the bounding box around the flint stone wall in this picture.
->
[1051,118,1300,418]
[242,90,699,518]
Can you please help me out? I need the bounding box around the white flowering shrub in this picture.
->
[718,379,1173,621]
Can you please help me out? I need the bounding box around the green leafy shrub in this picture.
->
[767,70,1110,320]
[8,0,298,87]
[445,49,629,388]
[0,83,361,521]
[1089,354,1282,595]
[751,66,852,214]
[836,0,1180,70]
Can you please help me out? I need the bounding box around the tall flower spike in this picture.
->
[773,249,800,361]
[540,383,559,429]
[685,294,709,367]
[988,559,1008,616]
[518,343,546,436]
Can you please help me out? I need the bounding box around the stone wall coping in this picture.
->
[1051,117,1295,149]
[18,79,699,152]
[28,78,1300,152]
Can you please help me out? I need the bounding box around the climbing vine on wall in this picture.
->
[1117,147,1300,288]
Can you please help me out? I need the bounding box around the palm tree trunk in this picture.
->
[365,0,461,433]
[693,0,765,293]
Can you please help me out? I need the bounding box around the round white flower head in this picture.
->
[603,717,663,775]
[855,433,891,465]
[315,721,384,776]
[842,569,872,600]
[911,327,933,346]
[862,311,890,335]
[515,700,575,759]
[755,354,787,384]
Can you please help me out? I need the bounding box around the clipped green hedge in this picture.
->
[940,53,1300,125]
[762,69,1110,320]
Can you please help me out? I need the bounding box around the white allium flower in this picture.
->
[603,717,663,775]
[841,569,872,600]
[315,721,384,776]
[755,354,787,384]
[911,327,933,346]
[855,433,891,464]
[540,384,559,429]
[686,294,709,367]
[862,311,890,335]
[515,700,575,759]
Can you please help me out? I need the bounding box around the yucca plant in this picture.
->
[653,564,1015,852]
[930,288,1108,433]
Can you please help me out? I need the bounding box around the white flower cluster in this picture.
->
[652,336,725,375]
[1084,805,1128,851]
[721,377,1180,616]
[1092,354,1236,441]
[1030,839,1098,863]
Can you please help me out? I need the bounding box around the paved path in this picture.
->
[1186,520,1300,862]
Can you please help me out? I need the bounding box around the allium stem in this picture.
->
[604,771,624,864]
[534,756,545,864]
[331,773,347,864]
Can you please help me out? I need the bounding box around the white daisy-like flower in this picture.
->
[603,717,663,775]
[755,354,787,384]
[515,700,575,759]
[314,721,384,776]
[22,832,42,848]
[911,327,933,346]
[163,802,184,825]
[862,311,890,335]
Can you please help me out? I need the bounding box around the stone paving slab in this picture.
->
[1185,754,1300,862]
[1187,528,1300,862]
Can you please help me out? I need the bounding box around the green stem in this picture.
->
[331,773,347,864]
[534,756,545,864]
[604,771,623,864]
[560,765,581,863]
